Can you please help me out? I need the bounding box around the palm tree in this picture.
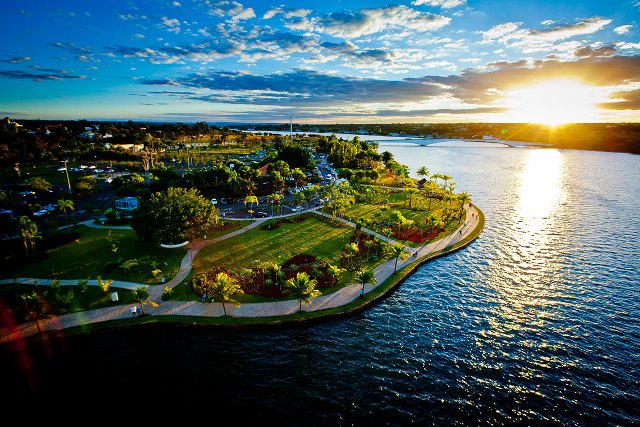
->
[267,261,283,290]
[57,198,74,233]
[417,166,429,181]
[284,272,321,312]
[21,291,49,334]
[458,192,471,212]
[387,243,409,273]
[19,216,39,258]
[131,287,158,315]
[96,276,113,294]
[441,174,453,192]
[210,272,243,316]
[363,239,376,262]
[356,269,377,295]
[326,263,344,285]
[389,210,407,237]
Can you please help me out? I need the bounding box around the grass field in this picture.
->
[10,226,186,284]
[190,215,383,299]
[192,216,351,274]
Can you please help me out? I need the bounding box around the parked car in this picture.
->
[291,205,303,212]
[211,198,218,205]
[33,209,49,217]
[220,198,228,204]
[252,211,269,218]
[314,199,323,206]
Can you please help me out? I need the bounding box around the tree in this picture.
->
[417,166,430,180]
[291,168,306,188]
[96,276,113,294]
[356,269,377,295]
[244,195,258,216]
[19,216,39,258]
[387,243,409,273]
[363,239,376,262]
[388,210,408,237]
[209,272,243,315]
[132,287,158,315]
[57,198,74,234]
[77,279,89,307]
[267,192,283,216]
[284,272,321,312]
[47,279,72,308]
[270,170,285,192]
[26,177,52,192]
[326,263,344,284]
[343,242,360,271]
[21,291,49,334]
[131,187,218,244]
[458,192,471,214]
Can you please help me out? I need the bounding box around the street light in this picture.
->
[62,160,72,195]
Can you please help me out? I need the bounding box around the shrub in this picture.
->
[161,286,174,301]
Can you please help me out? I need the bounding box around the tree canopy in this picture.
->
[132,187,217,244]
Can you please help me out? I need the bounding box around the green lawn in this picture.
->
[10,226,186,284]
[203,219,245,239]
[191,215,384,299]
[193,216,351,274]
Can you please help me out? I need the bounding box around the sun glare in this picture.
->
[506,80,601,125]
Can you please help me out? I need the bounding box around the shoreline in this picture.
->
[1,206,484,342]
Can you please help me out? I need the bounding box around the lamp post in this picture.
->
[62,160,72,195]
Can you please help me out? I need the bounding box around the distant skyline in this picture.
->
[1,0,639,123]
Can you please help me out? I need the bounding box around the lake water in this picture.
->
[2,142,640,423]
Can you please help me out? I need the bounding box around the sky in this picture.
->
[0,0,639,124]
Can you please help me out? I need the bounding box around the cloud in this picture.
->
[132,33,146,39]
[616,42,640,50]
[411,0,466,8]
[263,7,310,20]
[574,45,616,58]
[284,5,450,39]
[614,25,632,35]
[0,68,86,82]
[0,56,31,64]
[209,1,255,21]
[172,1,181,6]
[418,55,640,105]
[141,69,445,105]
[481,17,612,52]
[599,89,640,110]
[117,13,147,20]
[50,41,92,56]
[161,17,180,27]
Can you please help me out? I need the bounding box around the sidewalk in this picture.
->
[1,205,481,342]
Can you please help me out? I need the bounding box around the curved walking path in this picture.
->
[0,204,481,343]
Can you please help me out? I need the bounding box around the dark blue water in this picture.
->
[2,145,640,424]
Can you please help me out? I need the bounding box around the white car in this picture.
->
[33,209,49,217]
[211,198,218,205]
[291,205,303,212]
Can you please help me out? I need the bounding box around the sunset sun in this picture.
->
[506,80,602,125]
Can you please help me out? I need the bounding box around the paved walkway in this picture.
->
[0,205,481,343]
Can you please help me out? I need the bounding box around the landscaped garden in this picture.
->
[339,185,469,247]
[188,214,389,303]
